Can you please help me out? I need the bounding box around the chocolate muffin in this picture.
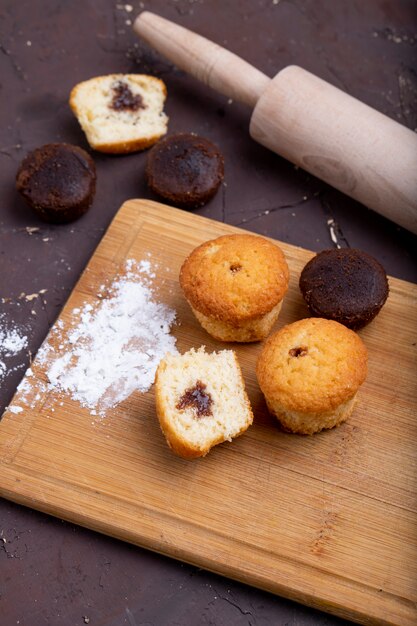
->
[16,143,96,223]
[146,133,224,209]
[299,248,389,329]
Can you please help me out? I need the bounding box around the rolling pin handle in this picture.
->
[134,11,270,108]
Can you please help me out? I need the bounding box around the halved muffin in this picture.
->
[70,74,168,153]
[155,347,253,459]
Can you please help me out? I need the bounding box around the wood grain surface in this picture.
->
[1,200,416,626]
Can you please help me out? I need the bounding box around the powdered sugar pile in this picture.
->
[39,258,177,415]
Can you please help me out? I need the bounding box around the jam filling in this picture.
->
[110,81,145,112]
[289,346,308,357]
[176,380,213,417]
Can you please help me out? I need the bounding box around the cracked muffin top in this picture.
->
[256,317,368,414]
[299,248,389,329]
[16,143,96,224]
[146,133,224,209]
[179,234,289,323]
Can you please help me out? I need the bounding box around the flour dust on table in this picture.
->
[13,258,178,417]
[0,313,29,389]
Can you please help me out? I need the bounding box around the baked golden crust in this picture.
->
[256,317,368,415]
[179,234,289,324]
[191,301,282,342]
[266,395,357,435]
[82,134,165,154]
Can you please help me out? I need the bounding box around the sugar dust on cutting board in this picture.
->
[14,258,178,417]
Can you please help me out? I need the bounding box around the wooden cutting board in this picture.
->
[1,200,416,626]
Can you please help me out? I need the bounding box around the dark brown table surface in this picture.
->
[1,1,416,624]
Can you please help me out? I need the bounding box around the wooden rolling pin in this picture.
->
[134,12,417,235]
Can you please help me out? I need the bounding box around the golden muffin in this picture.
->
[256,318,368,434]
[179,234,289,342]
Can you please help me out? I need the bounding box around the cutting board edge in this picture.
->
[0,463,412,626]
[123,198,417,292]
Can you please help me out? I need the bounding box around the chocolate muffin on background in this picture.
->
[16,143,96,224]
[146,133,224,209]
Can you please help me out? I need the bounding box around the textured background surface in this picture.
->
[1,1,416,624]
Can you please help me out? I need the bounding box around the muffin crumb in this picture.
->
[155,347,253,458]
[69,74,168,153]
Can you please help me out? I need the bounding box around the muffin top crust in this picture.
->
[256,317,368,413]
[180,234,289,324]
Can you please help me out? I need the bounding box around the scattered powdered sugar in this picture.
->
[39,258,177,415]
[3,364,47,415]
[1,329,28,355]
[0,314,29,386]
[8,405,23,414]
